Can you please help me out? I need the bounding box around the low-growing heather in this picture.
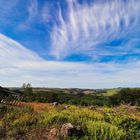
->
[0,103,140,140]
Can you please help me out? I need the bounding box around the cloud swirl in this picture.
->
[50,0,140,60]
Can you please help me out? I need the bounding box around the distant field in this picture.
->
[101,88,121,96]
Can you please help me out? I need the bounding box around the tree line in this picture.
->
[20,84,140,106]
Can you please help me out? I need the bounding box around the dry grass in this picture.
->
[18,102,54,112]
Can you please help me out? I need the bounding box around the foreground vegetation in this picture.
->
[0,86,140,139]
[0,103,140,140]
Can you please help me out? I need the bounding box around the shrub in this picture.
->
[110,88,140,106]
[85,121,125,140]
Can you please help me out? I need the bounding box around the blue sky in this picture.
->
[0,0,140,88]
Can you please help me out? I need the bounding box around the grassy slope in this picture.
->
[100,88,120,97]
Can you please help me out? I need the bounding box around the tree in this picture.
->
[22,83,26,90]
[22,83,33,95]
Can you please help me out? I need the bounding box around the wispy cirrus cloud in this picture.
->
[50,0,140,61]
[28,0,38,23]
[0,33,140,88]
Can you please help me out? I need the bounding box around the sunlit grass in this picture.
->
[0,103,140,139]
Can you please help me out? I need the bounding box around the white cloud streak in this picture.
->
[28,0,38,22]
[50,0,140,60]
[0,33,140,88]
[19,0,50,31]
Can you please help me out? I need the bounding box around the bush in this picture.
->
[110,88,140,106]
